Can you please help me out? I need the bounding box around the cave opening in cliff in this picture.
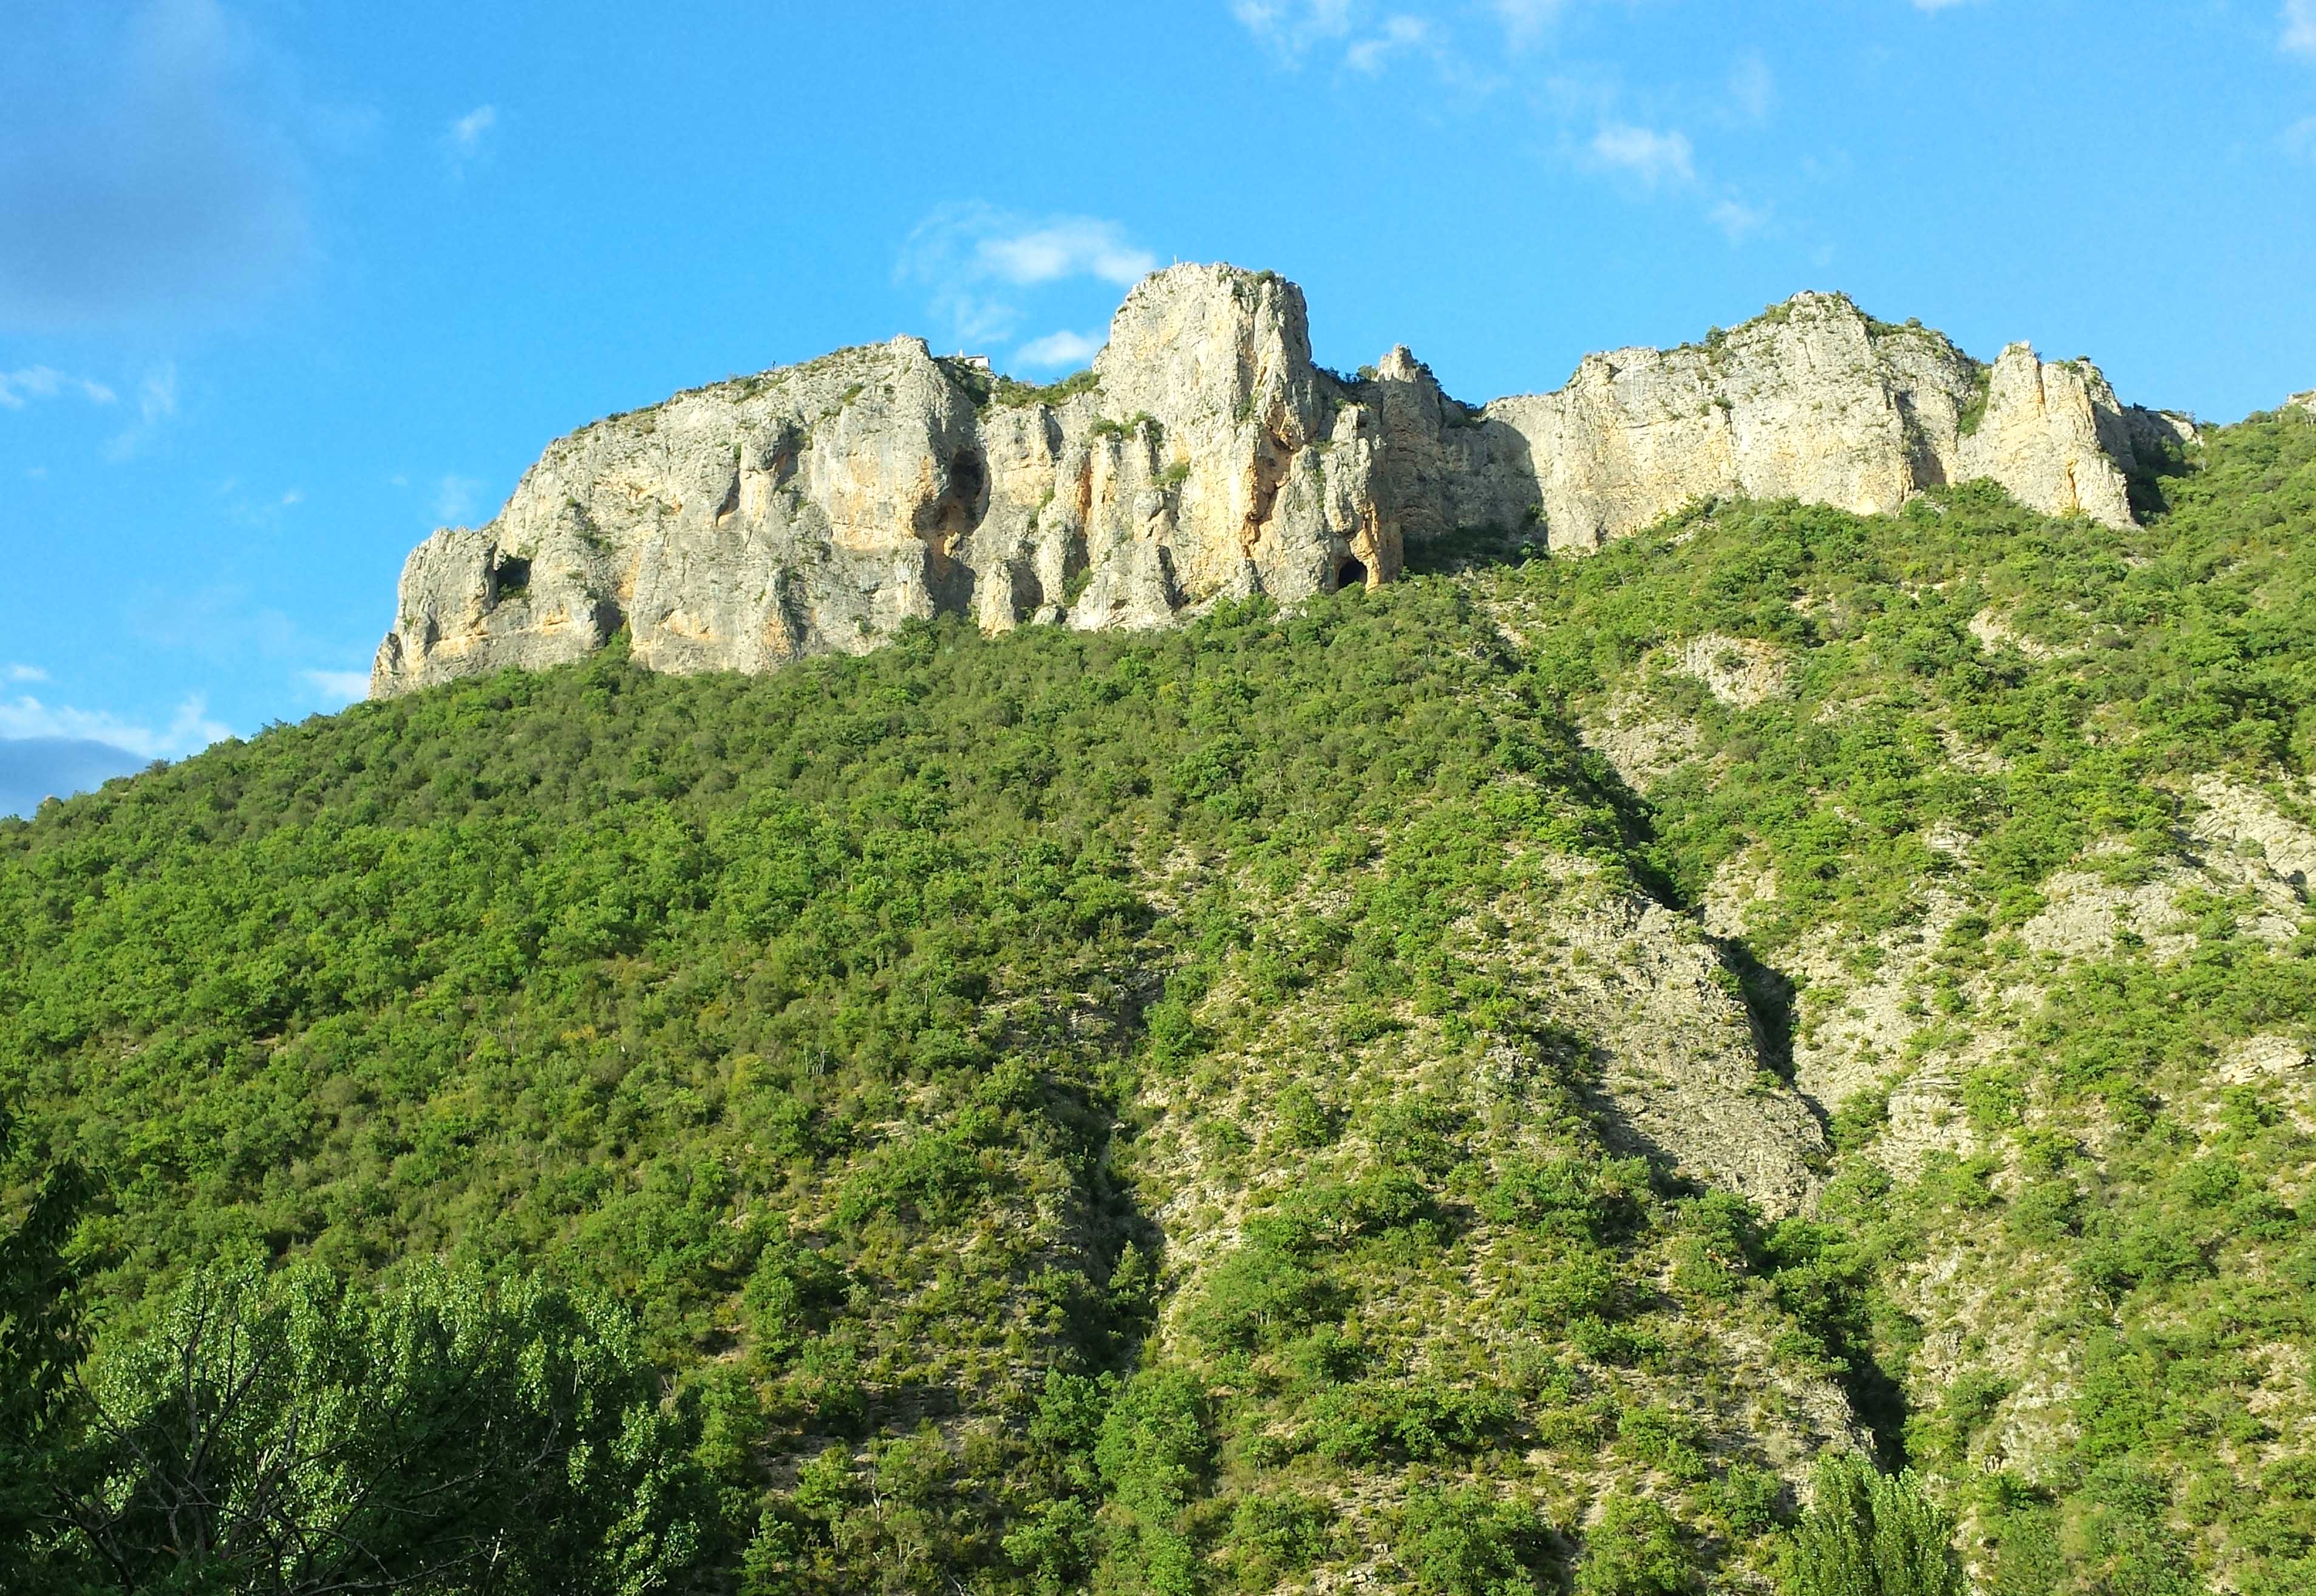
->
[491,555,531,601]
[1337,557,1367,592]
[948,449,987,515]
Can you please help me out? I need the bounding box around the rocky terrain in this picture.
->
[371,265,2194,697]
[18,257,2315,1596]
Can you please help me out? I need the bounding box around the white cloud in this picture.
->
[1709,197,1768,241]
[2285,114,2316,161]
[2287,0,2316,56]
[1345,14,1431,73]
[434,473,485,523]
[0,692,230,760]
[1013,330,1105,370]
[450,104,496,151]
[1231,0,1360,62]
[1232,0,1471,73]
[444,103,498,176]
[1912,0,1987,10]
[138,363,177,421]
[5,664,48,683]
[1589,123,1695,186]
[1228,5,1757,244]
[0,366,117,409]
[302,668,370,705]
[898,202,1160,346]
[105,360,179,458]
[973,219,1156,288]
[219,479,305,527]
[1728,50,1774,123]
[1493,0,1568,50]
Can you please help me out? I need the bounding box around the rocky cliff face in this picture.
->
[372,267,2192,696]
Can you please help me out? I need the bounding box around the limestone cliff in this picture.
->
[372,267,2190,696]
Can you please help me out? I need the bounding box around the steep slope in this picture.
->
[7,586,1866,1593]
[11,359,2313,1596]
[1468,401,2316,1595]
[372,267,2188,696]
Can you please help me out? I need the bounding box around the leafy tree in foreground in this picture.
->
[0,1103,95,1592]
[46,1262,703,1595]
[1786,1454,1961,1596]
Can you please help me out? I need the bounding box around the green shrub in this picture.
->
[1785,1454,1961,1596]
[1400,1487,1554,1596]
[1578,1495,1690,1596]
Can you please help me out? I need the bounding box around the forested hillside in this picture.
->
[4,406,2314,1595]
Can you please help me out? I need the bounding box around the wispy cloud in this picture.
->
[302,668,370,705]
[1013,330,1105,370]
[218,476,305,527]
[1227,4,1765,245]
[1709,197,1769,241]
[1728,50,1774,123]
[1233,0,1471,72]
[105,361,179,459]
[1230,0,1361,63]
[972,219,1154,288]
[5,664,48,683]
[1911,0,1987,10]
[2285,114,2316,161]
[434,473,486,523]
[444,103,497,175]
[1589,123,1695,187]
[898,202,1159,346]
[1493,0,1569,51]
[0,366,117,408]
[0,692,230,760]
[1345,14,1434,73]
[2287,0,2316,56]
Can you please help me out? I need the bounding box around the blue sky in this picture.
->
[5,0,2316,815]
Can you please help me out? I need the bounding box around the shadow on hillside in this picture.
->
[1400,523,1549,578]
[1715,938,1798,1083]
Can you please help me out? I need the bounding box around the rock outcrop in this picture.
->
[373,267,2189,697]
[1483,299,2188,549]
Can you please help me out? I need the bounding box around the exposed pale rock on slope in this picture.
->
[373,266,2190,696]
[1483,304,2185,548]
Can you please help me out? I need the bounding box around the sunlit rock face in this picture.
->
[373,268,2184,697]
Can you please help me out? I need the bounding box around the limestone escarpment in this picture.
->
[1485,299,2188,549]
[372,267,2193,696]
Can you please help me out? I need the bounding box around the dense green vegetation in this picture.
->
[1470,405,2316,1595]
[4,405,2314,1593]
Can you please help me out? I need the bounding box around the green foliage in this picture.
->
[1785,1455,1961,1596]
[0,1106,92,1593]
[1398,1486,1554,1596]
[0,579,1665,1592]
[1956,367,1991,438]
[986,368,1102,411]
[1095,1368,1213,1595]
[1578,1495,1691,1596]
[7,404,2316,1592]
[43,1260,700,1594]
